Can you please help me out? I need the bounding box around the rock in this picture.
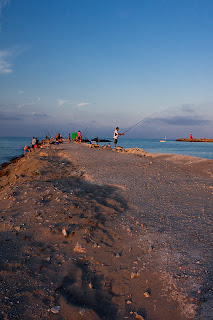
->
[62,228,68,236]
[135,312,144,320]
[40,152,49,157]
[74,242,86,253]
[88,282,93,289]
[102,145,111,149]
[51,306,60,313]
[144,291,150,298]
[94,243,100,248]
[124,148,147,156]
[79,309,86,315]
[131,272,140,279]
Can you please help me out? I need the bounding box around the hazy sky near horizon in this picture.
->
[0,0,213,138]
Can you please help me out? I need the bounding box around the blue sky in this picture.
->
[0,0,213,138]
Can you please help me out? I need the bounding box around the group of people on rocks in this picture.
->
[56,133,63,143]
[68,131,82,143]
[24,137,40,154]
[31,137,39,149]
[67,128,123,147]
[24,126,125,156]
[24,129,199,158]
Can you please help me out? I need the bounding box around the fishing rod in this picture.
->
[123,112,157,134]
[83,121,94,139]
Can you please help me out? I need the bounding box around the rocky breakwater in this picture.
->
[176,138,213,142]
[0,143,212,319]
[0,145,185,320]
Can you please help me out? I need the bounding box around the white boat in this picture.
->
[160,137,166,142]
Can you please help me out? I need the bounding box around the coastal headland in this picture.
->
[0,141,212,320]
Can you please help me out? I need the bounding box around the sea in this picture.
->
[0,137,44,165]
[0,137,212,165]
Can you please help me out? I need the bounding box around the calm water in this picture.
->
[0,137,212,165]
[0,137,44,165]
[101,138,213,160]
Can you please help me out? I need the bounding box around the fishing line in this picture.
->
[123,112,157,134]
[82,121,94,138]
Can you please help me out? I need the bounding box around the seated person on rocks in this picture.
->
[24,145,31,155]
[56,133,63,143]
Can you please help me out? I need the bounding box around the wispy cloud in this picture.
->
[32,112,50,119]
[57,99,92,108]
[17,96,40,109]
[0,111,21,121]
[0,0,10,32]
[0,0,9,15]
[57,99,71,107]
[77,102,91,107]
[0,45,30,74]
[0,50,12,74]
[18,90,24,94]
[0,109,51,122]
[150,115,212,126]
[143,102,213,128]
[0,0,9,13]
[179,104,195,113]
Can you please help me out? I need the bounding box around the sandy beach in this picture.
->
[0,141,212,320]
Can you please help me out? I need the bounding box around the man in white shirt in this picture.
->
[31,137,36,149]
[113,127,124,147]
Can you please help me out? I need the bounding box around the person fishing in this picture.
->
[77,130,82,143]
[113,127,124,147]
[112,113,156,148]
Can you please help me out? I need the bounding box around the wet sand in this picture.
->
[0,141,212,319]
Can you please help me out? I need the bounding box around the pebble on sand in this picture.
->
[74,242,86,253]
[79,309,86,315]
[135,312,145,320]
[50,306,60,313]
[62,228,68,236]
[131,272,140,279]
[144,291,151,298]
